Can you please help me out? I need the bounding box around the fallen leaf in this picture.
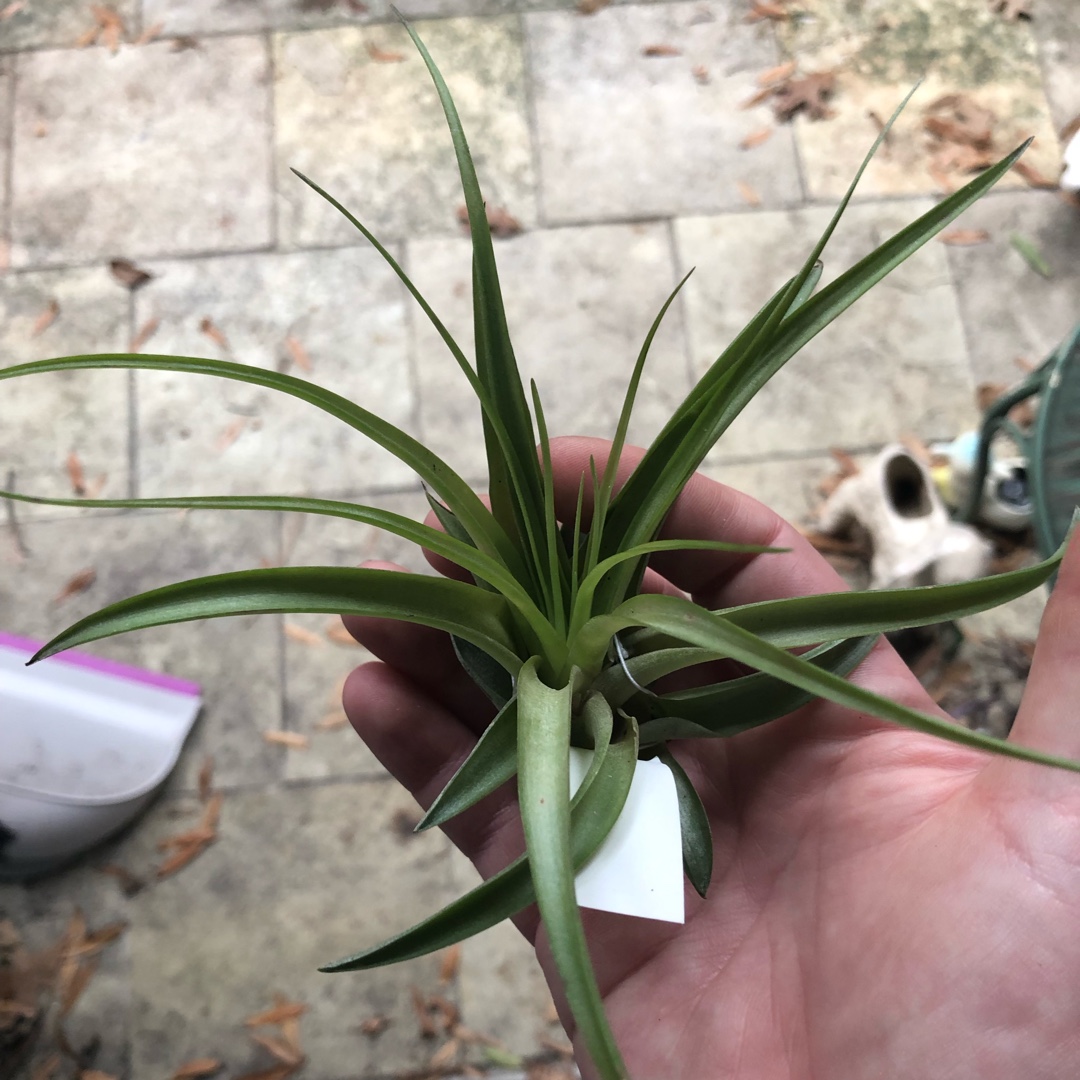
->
[108,257,153,289]
[31,298,60,337]
[739,126,773,150]
[1009,232,1052,277]
[52,567,96,604]
[170,1058,223,1080]
[91,4,125,52]
[642,44,681,57]
[756,60,796,86]
[358,1015,390,1037]
[279,1013,302,1058]
[66,451,87,496]
[170,35,200,51]
[197,756,215,802]
[199,791,224,832]
[157,826,217,851]
[691,64,709,85]
[938,228,990,245]
[245,998,308,1027]
[736,180,762,206]
[0,1,26,19]
[454,203,523,239]
[129,315,159,352]
[75,24,100,47]
[135,21,163,44]
[428,993,459,1034]
[771,71,836,122]
[285,622,324,647]
[745,0,791,21]
[59,955,98,1016]
[99,862,146,897]
[367,42,405,62]
[1012,159,1058,190]
[156,842,206,879]
[924,94,995,150]
[66,921,127,958]
[199,316,229,350]
[927,161,957,193]
[216,417,248,452]
[249,1033,303,1066]
[428,1038,460,1068]
[283,335,312,373]
[314,711,348,730]
[411,987,438,1039]
[263,730,309,749]
[438,944,461,984]
[576,0,610,11]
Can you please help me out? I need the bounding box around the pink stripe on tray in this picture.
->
[0,631,201,697]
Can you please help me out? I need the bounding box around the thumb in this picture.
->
[1008,528,1080,770]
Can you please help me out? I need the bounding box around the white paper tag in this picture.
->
[569,747,685,924]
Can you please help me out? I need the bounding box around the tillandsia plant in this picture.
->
[3,19,1080,1080]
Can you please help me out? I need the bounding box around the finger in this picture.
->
[343,662,531,916]
[548,436,848,610]
[1008,528,1080,765]
[341,560,494,734]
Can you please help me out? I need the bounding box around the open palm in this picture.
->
[343,438,1080,1079]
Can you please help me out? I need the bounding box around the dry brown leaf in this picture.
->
[108,257,153,290]
[927,161,957,193]
[324,622,359,646]
[771,71,836,122]
[135,21,163,44]
[438,944,461,984]
[411,986,438,1039]
[216,417,248,452]
[454,203,522,239]
[250,1033,303,1066]
[367,42,406,62]
[283,335,312,373]
[90,3,125,52]
[1,1,26,19]
[938,228,990,246]
[358,1014,390,1037]
[263,730,309,749]
[59,956,98,1016]
[66,451,87,496]
[32,298,60,337]
[199,316,229,350]
[739,126,773,150]
[245,998,308,1027]
[156,842,206,879]
[157,826,216,851]
[428,1039,460,1068]
[1012,160,1058,190]
[200,791,224,832]
[736,180,762,206]
[197,756,215,802]
[75,24,101,47]
[642,44,681,57]
[756,60,797,86]
[924,94,995,150]
[691,64,709,85]
[285,622,324,647]
[99,862,146,897]
[52,567,96,604]
[745,0,791,21]
[129,315,159,353]
[280,1013,302,1058]
[576,0,610,12]
[314,711,348,731]
[67,921,127,958]
[170,1058,223,1080]
[429,993,460,1033]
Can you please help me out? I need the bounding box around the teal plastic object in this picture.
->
[961,323,1080,562]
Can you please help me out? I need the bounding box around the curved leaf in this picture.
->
[31,566,522,674]
[656,746,712,899]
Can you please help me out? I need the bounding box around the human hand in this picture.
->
[342,436,1080,1079]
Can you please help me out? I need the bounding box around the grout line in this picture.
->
[519,11,548,229]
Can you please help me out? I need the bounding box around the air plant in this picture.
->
[2,20,1077,1080]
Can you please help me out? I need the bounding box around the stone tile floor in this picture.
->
[0,1,1077,1077]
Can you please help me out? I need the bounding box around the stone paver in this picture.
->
[528,2,802,224]
[143,0,384,36]
[0,58,9,255]
[409,221,691,483]
[779,0,1061,200]
[0,266,131,519]
[0,0,139,52]
[274,18,536,248]
[675,199,978,460]
[133,245,417,498]
[11,37,272,268]
[944,190,1080,385]
[1031,0,1080,132]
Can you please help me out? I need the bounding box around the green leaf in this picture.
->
[637,635,877,745]
[619,593,1080,775]
[517,660,629,1080]
[656,746,712,899]
[0,353,523,579]
[323,673,636,972]
[417,695,518,831]
[452,635,514,709]
[31,566,522,674]
[1010,231,1052,278]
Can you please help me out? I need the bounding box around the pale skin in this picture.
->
[341,437,1080,1080]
